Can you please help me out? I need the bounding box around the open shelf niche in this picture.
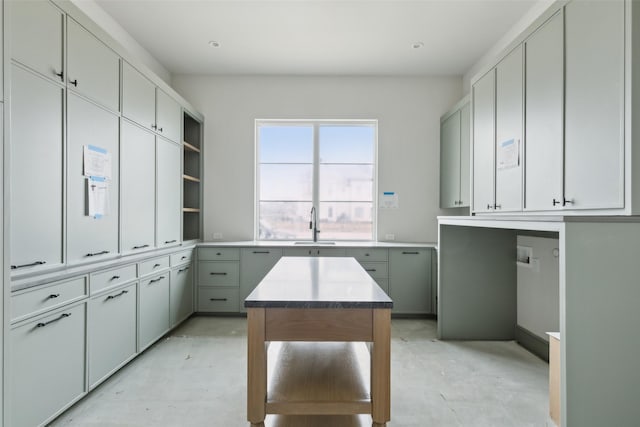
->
[183,111,203,241]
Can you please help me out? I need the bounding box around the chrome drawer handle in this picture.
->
[11,261,46,270]
[36,313,71,328]
[148,276,166,284]
[210,298,228,302]
[132,244,149,250]
[210,272,227,276]
[164,240,177,244]
[110,275,121,281]
[106,290,129,300]
[47,293,60,299]
[86,250,110,257]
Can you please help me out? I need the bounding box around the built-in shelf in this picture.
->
[183,112,202,241]
[183,141,201,153]
[183,174,200,183]
[183,207,201,213]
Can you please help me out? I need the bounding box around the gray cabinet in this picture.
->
[389,248,432,314]
[440,97,470,208]
[472,69,496,213]
[283,247,347,257]
[10,65,63,271]
[524,10,564,211]
[170,264,193,327]
[156,139,181,248]
[494,45,523,212]
[89,282,137,388]
[240,248,282,312]
[67,93,119,263]
[11,303,87,427]
[156,89,182,143]
[67,18,120,112]
[197,247,241,313]
[139,273,170,350]
[564,0,624,210]
[9,0,64,83]
[121,121,156,253]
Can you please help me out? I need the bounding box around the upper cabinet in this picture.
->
[122,62,181,143]
[472,69,495,213]
[440,96,470,208]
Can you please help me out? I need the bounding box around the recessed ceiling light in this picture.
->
[208,40,221,48]
[412,42,424,49]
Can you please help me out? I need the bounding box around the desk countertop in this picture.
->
[245,256,393,309]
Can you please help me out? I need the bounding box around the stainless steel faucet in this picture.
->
[309,206,320,242]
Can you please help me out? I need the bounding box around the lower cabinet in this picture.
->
[389,248,432,314]
[139,273,170,351]
[197,247,241,312]
[239,248,282,312]
[89,282,137,388]
[170,264,194,327]
[11,302,87,427]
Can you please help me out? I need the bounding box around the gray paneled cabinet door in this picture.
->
[389,249,432,314]
[9,0,64,84]
[67,94,119,264]
[122,61,156,132]
[156,89,182,143]
[472,69,496,213]
[10,66,63,271]
[440,110,461,208]
[524,10,564,211]
[494,45,523,212]
[564,1,624,209]
[139,274,170,350]
[156,138,181,247]
[459,102,470,207]
[121,121,156,253]
[170,265,194,327]
[67,18,120,112]
[239,248,283,312]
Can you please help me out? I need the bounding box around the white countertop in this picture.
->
[197,240,436,248]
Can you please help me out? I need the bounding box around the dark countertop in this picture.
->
[244,256,393,309]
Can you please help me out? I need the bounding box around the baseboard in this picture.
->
[515,325,549,362]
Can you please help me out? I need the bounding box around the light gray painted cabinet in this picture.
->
[283,247,347,257]
[156,89,182,143]
[524,10,564,211]
[122,61,156,131]
[89,282,137,388]
[170,264,193,327]
[389,248,432,314]
[67,93,119,264]
[472,69,495,213]
[121,121,156,253]
[239,248,282,312]
[10,65,63,271]
[66,18,120,112]
[156,139,181,248]
[564,0,624,210]
[494,45,523,212]
[9,0,64,83]
[440,98,470,208]
[11,303,87,427]
[139,273,170,351]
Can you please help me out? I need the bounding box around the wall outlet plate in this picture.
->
[385,234,395,241]
[213,232,223,240]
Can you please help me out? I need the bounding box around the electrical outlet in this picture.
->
[385,234,395,241]
[213,232,223,240]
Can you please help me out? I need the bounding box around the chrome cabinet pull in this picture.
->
[164,240,177,244]
[110,275,121,280]
[36,313,71,328]
[106,290,129,300]
[148,276,166,284]
[86,250,109,257]
[132,244,149,250]
[11,261,46,270]
[47,293,60,299]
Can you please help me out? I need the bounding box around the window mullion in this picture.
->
[312,123,320,217]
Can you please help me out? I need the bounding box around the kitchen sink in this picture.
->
[294,241,336,245]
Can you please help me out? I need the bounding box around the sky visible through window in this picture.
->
[258,122,375,241]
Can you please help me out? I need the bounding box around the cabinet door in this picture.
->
[67,94,119,263]
[9,0,64,83]
[89,283,137,388]
[524,10,564,211]
[240,248,282,312]
[472,69,496,213]
[389,249,432,314]
[11,303,86,427]
[122,62,156,132]
[156,89,182,143]
[170,265,194,327]
[564,1,624,209]
[495,45,523,212]
[67,18,120,112]
[440,110,461,208]
[121,121,156,252]
[10,66,63,271]
[156,139,181,247]
[459,102,470,207]
[139,274,170,350]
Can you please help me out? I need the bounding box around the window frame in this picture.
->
[254,119,378,242]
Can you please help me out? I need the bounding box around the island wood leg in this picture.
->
[371,308,391,427]
[247,308,267,427]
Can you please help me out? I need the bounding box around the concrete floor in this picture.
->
[50,316,555,427]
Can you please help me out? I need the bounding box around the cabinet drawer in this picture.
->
[138,256,170,277]
[11,276,87,322]
[90,264,137,294]
[346,248,388,262]
[198,247,240,261]
[198,261,240,286]
[359,262,388,279]
[198,288,239,312]
[171,249,194,266]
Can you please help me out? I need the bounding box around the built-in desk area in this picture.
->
[438,216,640,427]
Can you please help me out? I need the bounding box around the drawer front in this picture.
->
[360,262,388,279]
[198,247,240,261]
[11,276,87,322]
[170,249,194,266]
[139,274,170,350]
[198,287,239,312]
[90,264,137,294]
[198,261,240,286]
[138,256,170,277]
[346,248,388,262]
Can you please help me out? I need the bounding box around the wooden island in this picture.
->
[245,256,393,427]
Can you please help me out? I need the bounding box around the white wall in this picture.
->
[172,75,462,243]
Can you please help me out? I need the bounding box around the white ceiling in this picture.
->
[94,0,538,76]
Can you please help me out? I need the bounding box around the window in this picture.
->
[257,120,376,241]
